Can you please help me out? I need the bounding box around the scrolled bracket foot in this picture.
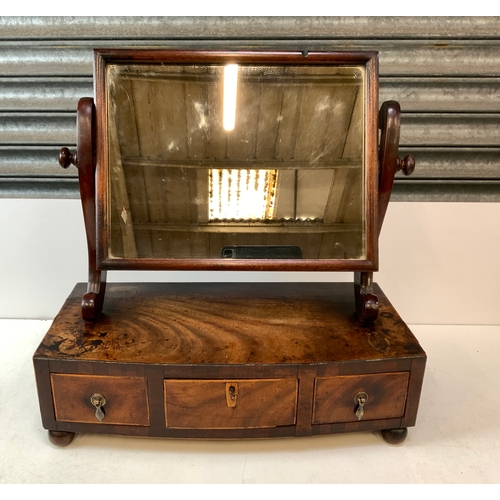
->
[380,428,408,445]
[354,272,379,322]
[356,292,379,323]
[48,430,76,447]
[82,285,106,322]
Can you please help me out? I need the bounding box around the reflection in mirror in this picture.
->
[106,63,365,260]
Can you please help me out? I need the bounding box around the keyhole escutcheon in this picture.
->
[225,382,238,408]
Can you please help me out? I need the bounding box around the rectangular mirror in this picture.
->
[95,51,378,270]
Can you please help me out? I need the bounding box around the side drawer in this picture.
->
[50,374,150,426]
[164,379,298,429]
[313,372,409,424]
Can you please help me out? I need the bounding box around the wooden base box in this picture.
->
[33,282,426,447]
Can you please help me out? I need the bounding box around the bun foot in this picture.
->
[381,428,408,445]
[48,430,76,447]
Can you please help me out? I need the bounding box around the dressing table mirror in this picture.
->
[34,50,425,447]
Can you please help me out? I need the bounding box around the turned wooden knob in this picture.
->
[397,154,415,176]
[59,147,77,169]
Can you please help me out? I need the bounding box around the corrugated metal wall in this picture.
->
[1,16,499,201]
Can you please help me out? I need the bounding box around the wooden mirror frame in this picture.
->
[59,49,414,322]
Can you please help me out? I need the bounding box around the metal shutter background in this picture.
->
[1,16,499,201]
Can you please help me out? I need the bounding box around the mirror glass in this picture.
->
[106,63,365,260]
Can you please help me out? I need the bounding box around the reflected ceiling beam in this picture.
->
[131,222,363,233]
[120,74,363,86]
[121,158,362,170]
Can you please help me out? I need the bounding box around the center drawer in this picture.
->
[164,379,298,429]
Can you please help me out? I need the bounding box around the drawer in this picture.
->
[313,372,409,424]
[164,379,298,429]
[50,374,150,426]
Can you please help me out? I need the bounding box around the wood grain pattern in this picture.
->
[50,373,150,426]
[312,372,409,424]
[34,282,425,365]
[164,379,297,429]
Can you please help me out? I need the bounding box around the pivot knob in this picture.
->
[59,147,77,169]
[397,154,415,176]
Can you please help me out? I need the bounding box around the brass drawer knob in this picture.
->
[90,393,106,421]
[354,391,368,420]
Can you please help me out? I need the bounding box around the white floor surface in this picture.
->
[1,320,499,484]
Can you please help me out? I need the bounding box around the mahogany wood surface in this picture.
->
[34,282,423,365]
[33,358,57,431]
[59,98,106,320]
[354,271,379,322]
[164,379,297,429]
[76,98,107,321]
[33,282,426,443]
[51,374,150,426]
[401,356,427,428]
[312,372,409,424]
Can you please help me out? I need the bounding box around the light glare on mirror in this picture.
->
[223,64,238,131]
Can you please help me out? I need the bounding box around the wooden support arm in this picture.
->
[377,100,415,236]
[59,97,107,321]
[355,101,415,323]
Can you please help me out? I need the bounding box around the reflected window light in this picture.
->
[209,169,278,220]
[223,64,238,131]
